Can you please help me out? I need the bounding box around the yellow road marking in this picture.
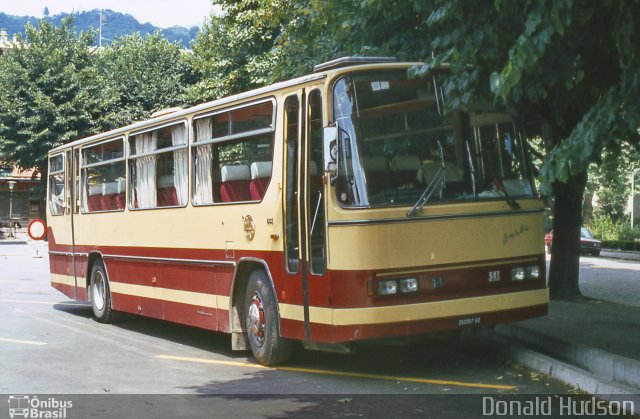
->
[156,354,515,391]
[0,338,47,346]
[157,355,266,369]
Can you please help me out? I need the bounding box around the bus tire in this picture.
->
[245,270,292,366]
[90,259,119,323]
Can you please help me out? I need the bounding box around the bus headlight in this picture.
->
[378,280,398,295]
[526,266,540,280]
[399,278,419,293]
[511,267,525,281]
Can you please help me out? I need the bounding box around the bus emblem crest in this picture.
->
[243,215,256,240]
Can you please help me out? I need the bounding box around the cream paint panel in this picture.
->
[328,213,544,271]
[279,288,548,326]
[71,201,284,251]
[110,281,230,309]
[51,273,75,287]
[47,214,74,246]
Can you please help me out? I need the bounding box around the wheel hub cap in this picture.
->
[248,295,265,345]
[93,272,105,311]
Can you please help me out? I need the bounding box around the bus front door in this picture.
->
[283,88,328,342]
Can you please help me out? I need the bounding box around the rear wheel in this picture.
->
[90,259,119,323]
[245,270,292,366]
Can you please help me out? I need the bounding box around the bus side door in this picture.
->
[283,88,329,342]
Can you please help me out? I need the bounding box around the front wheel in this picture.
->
[90,259,119,323]
[245,270,292,366]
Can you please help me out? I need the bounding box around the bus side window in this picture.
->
[82,138,126,213]
[129,123,188,209]
[48,154,65,216]
[192,100,275,205]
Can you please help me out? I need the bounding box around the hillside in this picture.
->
[0,9,199,48]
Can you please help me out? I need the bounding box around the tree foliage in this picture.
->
[0,18,108,174]
[187,0,430,102]
[417,0,640,192]
[97,32,193,126]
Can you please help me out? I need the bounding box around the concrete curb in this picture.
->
[601,249,640,261]
[0,240,27,245]
[485,334,639,399]
[495,324,640,391]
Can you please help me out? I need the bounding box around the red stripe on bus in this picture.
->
[112,293,225,331]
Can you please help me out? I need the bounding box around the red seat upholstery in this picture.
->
[157,187,178,207]
[87,195,102,212]
[95,181,126,211]
[114,193,126,209]
[220,165,251,202]
[101,194,116,211]
[249,161,272,200]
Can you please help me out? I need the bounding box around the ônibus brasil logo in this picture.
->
[7,395,73,418]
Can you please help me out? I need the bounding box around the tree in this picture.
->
[186,1,291,103]
[585,143,640,228]
[413,0,640,299]
[187,0,430,102]
[97,32,193,126]
[0,17,111,215]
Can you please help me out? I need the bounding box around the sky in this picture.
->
[0,0,218,28]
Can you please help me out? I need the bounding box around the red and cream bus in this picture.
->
[46,57,548,365]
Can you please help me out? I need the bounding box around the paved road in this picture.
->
[544,253,640,307]
[579,255,640,307]
[0,242,586,418]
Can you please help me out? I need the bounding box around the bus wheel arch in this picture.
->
[85,252,104,297]
[230,259,290,364]
[86,252,119,323]
[243,269,293,365]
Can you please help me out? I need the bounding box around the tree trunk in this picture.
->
[582,191,594,225]
[548,170,587,300]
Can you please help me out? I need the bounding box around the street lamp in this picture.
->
[7,180,16,238]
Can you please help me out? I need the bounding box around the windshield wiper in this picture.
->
[407,141,445,217]
[465,140,477,198]
[493,178,521,210]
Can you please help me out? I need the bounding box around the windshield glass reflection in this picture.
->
[332,70,535,209]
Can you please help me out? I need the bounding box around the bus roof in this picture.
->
[49,60,421,154]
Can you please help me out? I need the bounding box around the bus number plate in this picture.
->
[488,270,500,282]
[458,317,481,327]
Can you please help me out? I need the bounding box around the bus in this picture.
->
[46,57,548,365]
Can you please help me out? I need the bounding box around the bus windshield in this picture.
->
[332,70,536,209]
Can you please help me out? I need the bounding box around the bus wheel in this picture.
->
[90,259,118,323]
[245,270,292,366]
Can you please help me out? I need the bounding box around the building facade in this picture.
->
[0,163,41,227]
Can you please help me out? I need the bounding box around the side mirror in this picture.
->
[323,126,338,176]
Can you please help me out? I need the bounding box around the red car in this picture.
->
[545,227,602,256]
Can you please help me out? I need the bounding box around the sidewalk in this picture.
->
[0,228,27,245]
[492,297,640,398]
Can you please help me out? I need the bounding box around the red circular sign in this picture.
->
[27,218,47,240]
